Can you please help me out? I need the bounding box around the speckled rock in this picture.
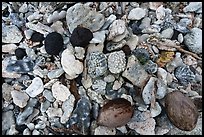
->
[60,94,75,124]
[128,8,146,20]
[66,3,105,33]
[2,25,23,43]
[107,19,126,41]
[184,28,202,54]
[127,110,156,135]
[94,126,116,135]
[2,83,14,102]
[174,65,195,86]
[161,28,174,39]
[26,77,44,98]
[87,52,107,78]
[183,2,202,13]
[46,107,63,118]
[142,77,157,105]
[66,97,91,135]
[11,90,29,108]
[108,50,126,74]
[122,55,149,88]
[61,48,83,79]
[2,111,15,132]
[92,79,107,95]
[2,44,17,53]
[51,81,71,101]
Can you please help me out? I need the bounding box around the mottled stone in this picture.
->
[122,55,149,88]
[184,28,202,54]
[2,25,23,43]
[66,3,105,33]
[87,52,107,78]
[51,81,71,101]
[108,50,126,74]
[128,8,146,20]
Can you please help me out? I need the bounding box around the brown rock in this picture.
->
[97,98,134,128]
[165,91,199,131]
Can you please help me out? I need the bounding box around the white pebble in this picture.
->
[128,8,146,20]
[61,48,83,80]
[47,10,66,23]
[51,81,71,101]
[26,77,44,98]
[11,90,29,108]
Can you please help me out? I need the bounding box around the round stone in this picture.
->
[108,50,126,74]
[44,32,63,55]
[70,26,93,47]
[15,48,27,60]
[30,32,44,42]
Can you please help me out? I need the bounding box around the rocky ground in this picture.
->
[2,2,202,135]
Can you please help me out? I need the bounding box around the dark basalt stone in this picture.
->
[30,31,44,42]
[15,48,27,60]
[44,32,64,55]
[70,26,93,47]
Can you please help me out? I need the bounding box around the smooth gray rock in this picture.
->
[184,28,202,54]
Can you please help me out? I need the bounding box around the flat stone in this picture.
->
[128,8,146,20]
[183,2,202,13]
[40,100,50,112]
[128,116,155,135]
[43,89,55,102]
[142,77,157,105]
[90,30,106,44]
[122,55,149,88]
[2,83,14,102]
[2,25,23,43]
[26,77,44,98]
[94,126,116,135]
[51,81,71,101]
[47,68,64,79]
[2,44,17,53]
[126,34,139,51]
[46,107,63,118]
[66,3,105,33]
[2,111,15,132]
[11,90,29,108]
[161,28,174,39]
[60,94,75,124]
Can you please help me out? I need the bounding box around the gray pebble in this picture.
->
[40,100,51,113]
[184,27,202,54]
[43,89,55,102]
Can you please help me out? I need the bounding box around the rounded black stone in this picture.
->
[70,26,93,47]
[30,31,44,42]
[44,32,64,55]
[15,48,27,60]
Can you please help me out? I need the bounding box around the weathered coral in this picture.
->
[174,65,195,86]
[132,48,150,65]
[87,52,107,78]
[156,51,175,67]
